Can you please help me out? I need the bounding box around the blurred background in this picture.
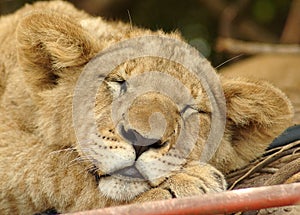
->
[0,0,298,66]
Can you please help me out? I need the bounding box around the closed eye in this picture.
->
[151,140,169,149]
[106,79,127,96]
[117,80,127,94]
[180,104,206,116]
[181,104,197,114]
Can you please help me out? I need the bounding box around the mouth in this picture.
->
[97,166,151,201]
[112,165,145,179]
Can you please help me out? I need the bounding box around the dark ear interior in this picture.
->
[212,77,294,173]
[16,11,100,91]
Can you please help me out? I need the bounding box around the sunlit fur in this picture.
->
[0,1,293,214]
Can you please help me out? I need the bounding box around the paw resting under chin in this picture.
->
[159,163,227,198]
[132,163,227,202]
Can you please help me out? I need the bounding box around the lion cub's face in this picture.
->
[80,58,212,201]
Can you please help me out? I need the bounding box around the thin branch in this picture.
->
[216,37,300,54]
[227,141,300,190]
[264,158,300,185]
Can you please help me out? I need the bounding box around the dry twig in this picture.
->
[264,158,300,185]
[228,141,300,190]
[216,37,300,54]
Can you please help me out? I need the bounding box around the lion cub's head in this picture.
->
[16,11,293,201]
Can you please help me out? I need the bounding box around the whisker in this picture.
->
[69,156,91,165]
[127,9,133,31]
[215,54,244,69]
[85,165,99,174]
[80,164,98,175]
[49,147,75,156]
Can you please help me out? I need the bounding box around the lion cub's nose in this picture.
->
[120,125,162,159]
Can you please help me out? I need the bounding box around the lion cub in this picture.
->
[0,1,293,214]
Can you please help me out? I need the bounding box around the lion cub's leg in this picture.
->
[133,162,226,202]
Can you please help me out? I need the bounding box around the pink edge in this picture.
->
[65,183,300,215]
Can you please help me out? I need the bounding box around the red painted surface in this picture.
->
[66,183,300,215]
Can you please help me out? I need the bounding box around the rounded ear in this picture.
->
[223,78,293,128]
[16,11,101,91]
[212,77,294,173]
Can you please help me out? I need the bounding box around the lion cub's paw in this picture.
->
[160,162,227,198]
[133,162,226,203]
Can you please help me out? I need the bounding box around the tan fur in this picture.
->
[221,54,300,124]
[0,1,294,214]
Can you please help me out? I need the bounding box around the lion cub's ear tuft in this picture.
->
[16,12,101,90]
[214,77,294,172]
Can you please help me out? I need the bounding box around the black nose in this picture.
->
[120,125,162,159]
